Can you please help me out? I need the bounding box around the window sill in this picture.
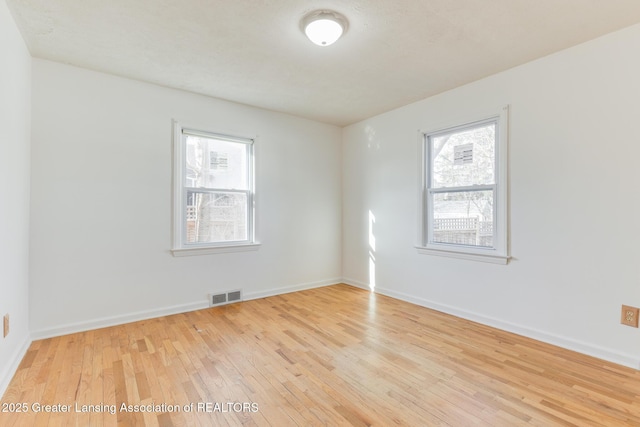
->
[172,243,261,257]
[415,246,509,265]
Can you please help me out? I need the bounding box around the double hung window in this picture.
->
[419,107,508,263]
[173,123,257,255]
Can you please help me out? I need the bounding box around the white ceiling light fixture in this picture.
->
[301,10,348,47]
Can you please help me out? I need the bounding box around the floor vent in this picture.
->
[209,289,243,307]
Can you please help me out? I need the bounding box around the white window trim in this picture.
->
[171,120,260,256]
[416,106,510,264]
[171,243,260,257]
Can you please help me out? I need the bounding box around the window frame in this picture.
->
[171,121,259,256]
[417,106,509,264]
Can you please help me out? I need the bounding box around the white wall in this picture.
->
[0,0,32,395]
[343,23,640,368]
[29,60,342,337]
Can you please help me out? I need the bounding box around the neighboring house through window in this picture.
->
[418,106,509,264]
[172,122,259,256]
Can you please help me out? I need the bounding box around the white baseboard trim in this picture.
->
[341,277,371,291]
[244,278,343,301]
[0,334,32,400]
[31,301,209,340]
[341,278,640,370]
[30,278,344,341]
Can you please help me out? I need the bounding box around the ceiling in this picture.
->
[7,0,640,126]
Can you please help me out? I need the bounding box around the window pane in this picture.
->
[431,191,493,247]
[431,122,495,188]
[186,191,248,243]
[185,135,248,190]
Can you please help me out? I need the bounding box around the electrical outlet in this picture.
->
[3,314,8,338]
[620,305,639,328]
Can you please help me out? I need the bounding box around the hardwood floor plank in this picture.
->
[2,284,640,426]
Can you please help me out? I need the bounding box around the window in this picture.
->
[172,122,258,256]
[418,107,509,264]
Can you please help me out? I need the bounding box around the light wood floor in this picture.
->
[2,284,640,426]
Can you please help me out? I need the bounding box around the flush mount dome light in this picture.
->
[301,10,348,46]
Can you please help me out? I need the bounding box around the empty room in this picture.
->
[2,0,640,425]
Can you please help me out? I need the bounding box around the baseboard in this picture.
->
[30,300,209,340]
[0,334,31,400]
[341,277,371,291]
[341,278,640,370]
[30,278,343,340]
[243,278,343,301]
